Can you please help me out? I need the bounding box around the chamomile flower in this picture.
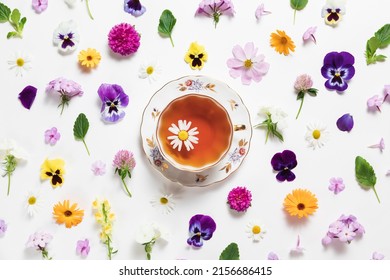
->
[150,193,175,214]
[246,220,266,242]
[8,52,32,77]
[167,120,199,152]
[24,191,42,217]
[305,122,329,149]
[138,61,161,83]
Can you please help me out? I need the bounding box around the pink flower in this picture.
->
[113,150,136,170]
[76,239,90,257]
[294,74,313,91]
[227,186,252,212]
[227,42,269,85]
[385,85,390,95]
[91,160,106,176]
[328,177,345,194]
[32,0,48,13]
[368,138,385,152]
[108,23,140,56]
[371,252,385,260]
[255,3,271,20]
[302,26,317,44]
[44,127,61,145]
[367,95,384,112]
[337,226,356,243]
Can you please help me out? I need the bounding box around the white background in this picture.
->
[0,0,389,260]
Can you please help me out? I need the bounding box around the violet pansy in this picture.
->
[271,150,297,182]
[321,51,355,92]
[124,0,146,17]
[97,84,129,123]
[187,214,216,247]
[53,20,80,53]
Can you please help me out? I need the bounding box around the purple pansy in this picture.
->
[271,150,297,182]
[321,51,355,92]
[97,84,129,123]
[336,113,354,132]
[52,20,80,53]
[124,0,146,17]
[18,85,37,110]
[187,214,216,247]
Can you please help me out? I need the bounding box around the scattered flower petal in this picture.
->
[18,85,37,110]
[371,252,384,260]
[91,160,106,176]
[368,138,385,152]
[76,239,90,257]
[336,113,354,132]
[255,3,271,20]
[302,26,317,43]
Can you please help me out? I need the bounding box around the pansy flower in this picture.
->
[184,42,208,70]
[124,0,146,17]
[167,120,199,152]
[271,150,297,182]
[40,158,65,188]
[321,51,355,92]
[187,214,216,247]
[53,20,80,53]
[321,0,346,26]
[97,84,129,123]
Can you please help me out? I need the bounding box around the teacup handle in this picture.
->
[234,124,246,131]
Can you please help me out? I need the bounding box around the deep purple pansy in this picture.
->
[336,113,354,132]
[271,150,297,182]
[97,84,129,123]
[187,214,216,247]
[18,85,37,110]
[124,0,146,17]
[321,51,355,92]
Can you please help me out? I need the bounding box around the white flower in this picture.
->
[0,139,28,161]
[321,0,346,26]
[7,52,32,77]
[64,0,79,7]
[53,20,80,53]
[259,106,288,130]
[138,61,162,83]
[245,220,266,242]
[167,120,199,152]
[305,122,329,149]
[25,191,42,217]
[135,222,167,244]
[150,193,175,214]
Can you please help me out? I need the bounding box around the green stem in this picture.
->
[86,0,94,20]
[296,95,305,119]
[169,35,174,47]
[293,9,297,24]
[121,178,132,197]
[107,236,112,260]
[6,172,11,196]
[82,139,90,156]
[265,127,270,144]
[60,103,65,115]
[372,187,381,203]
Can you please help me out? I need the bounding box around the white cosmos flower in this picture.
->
[7,52,32,77]
[53,20,80,53]
[305,122,329,149]
[150,193,175,214]
[138,61,162,83]
[0,139,28,161]
[135,222,168,244]
[258,106,288,130]
[167,120,199,152]
[245,220,266,242]
[25,191,42,217]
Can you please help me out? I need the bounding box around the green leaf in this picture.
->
[6,31,17,39]
[375,54,387,62]
[307,88,318,97]
[73,113,91,155]
[0,2,11,23]
[290,0,308,10]
[355,156,380,203]
[219,243,240,260]
[10,9,20,26]
[374,24,390,49]
[366,24,390,65]
[158,9,176,47]
[296,91,304,100]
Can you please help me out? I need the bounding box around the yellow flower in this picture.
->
[184,42,208,70]
[78,48,101,68]
[53,200,84,228]
[40,158,65,188]
[270,30,296,56]
[283,189,318,218]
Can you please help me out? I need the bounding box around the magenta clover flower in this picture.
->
[336,113,354,132]
[328,177,345,194]
[195,0,235,28]
[108,23,140,56]
[44,127,61,145]
[97,83,129,123]
[18,85,37,110]
[322,214,365,246]
[227,186,252,212]
[321,51,355,92]
[124,0,146,17]
[187,214,216,247]
[113,150,136,197]
[271,150,297,182]
[76,239,90,257]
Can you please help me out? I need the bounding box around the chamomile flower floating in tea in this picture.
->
[167,120,199,152]
[53,20,80,53]
[8,52,32,77]
[245,220,266,242]
[40,158,65,188]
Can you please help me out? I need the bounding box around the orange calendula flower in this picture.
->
[78,48,101,68]
[53,200,84,228]
[283,189,318,218]
[270,30,296,55]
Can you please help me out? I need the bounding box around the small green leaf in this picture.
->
[355,156,380,203]
[297,91,305,100]
[374,24,390,49]
[219,243,240,260]
[290,0,308,10]
[10,9,20,25]
[158,9,176,47]
[366,24,390,65]
[73,113,91,155]
[6,31,17,39]
[375,54,387,62]
[0,2,11,23]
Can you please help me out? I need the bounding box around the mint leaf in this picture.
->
[355,156,380,203]
[219,243,240,260]
[158,9,176,47]
[10,9,20,26]
[366,24,390,65]
[0,2,11,23]
[6,31,17,39]
[374,24,390,48]
[73,113,91,155]
[290,0,308,10]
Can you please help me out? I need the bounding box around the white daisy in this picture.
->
[245,220,266,242]
[305,122,329,149]
[138,61,161,83]
[167,120,199,152]
[150,193,175,214]
[24,191,42,217]
[7,52,32,77]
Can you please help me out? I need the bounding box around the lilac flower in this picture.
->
[52,20,80,53]
[337,226,356,243]
[302,26,317,44]
[97,84,129,123]
[271,150,297,182]
[321,51,355,92]
[26,231,53,259]
[267,252,279,260]
[32,0,48,13]
[44,127,61,145]
[76,239,90,257]
[385,85,390,95]
[322,214,365,245]
[328,177,345,194]
[367,95,384,112]
[371,252,384,260]
[336,113,354,132]
[113,150,136,197]
[187,214,216,247]
[195,0,235,28]
[255,3,271,20]
[91,160,106,176]
[290,235,304,254]
[368,138,385,152]
[18,85,37,110]
[0,219,7,236]
[124,0,146,17]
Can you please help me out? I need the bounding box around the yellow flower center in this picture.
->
[335,72,340,77]
[281,37,288,44]
[244,59,253,68]
[146,66,154,75]
[86,55,93,61]
[312,129,321,139]
[252,225,261,234]
[178,130,189,141]
[16,58,25,67]
[28,196,36,205]
[160,197,168,205]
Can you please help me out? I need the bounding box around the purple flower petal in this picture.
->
[276,170,296,182]
[18,86,37,110]
[336,113,354,132]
